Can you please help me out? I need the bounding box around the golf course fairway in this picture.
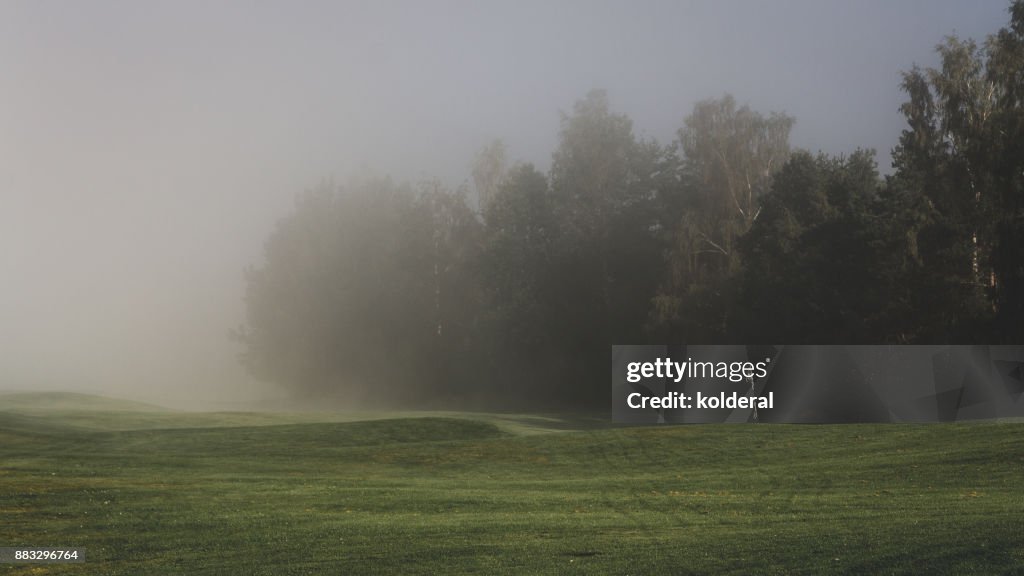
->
[2,393,1023,574]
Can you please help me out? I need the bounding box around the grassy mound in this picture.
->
[0,391,167,413]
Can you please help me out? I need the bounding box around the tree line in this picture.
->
[234,3,1024,409]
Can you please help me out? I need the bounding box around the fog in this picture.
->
[0,0,1009,409]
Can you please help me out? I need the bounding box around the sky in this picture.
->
[0,0,1013,409]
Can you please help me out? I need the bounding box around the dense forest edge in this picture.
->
[232,2,1024,410]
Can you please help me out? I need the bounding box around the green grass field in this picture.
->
[1,392,1023,575]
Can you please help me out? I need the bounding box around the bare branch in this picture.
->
[697,232,730,256]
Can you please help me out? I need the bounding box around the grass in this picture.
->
[1,393,1023,574]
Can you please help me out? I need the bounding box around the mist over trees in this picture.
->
[234,3,1024,409]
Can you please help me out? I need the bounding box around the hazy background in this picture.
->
[0,0,1010,409]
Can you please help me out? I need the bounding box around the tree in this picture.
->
[471,139,508,214]
[480,164,555,347]
[543,90,668,406]
[653,95,794,339]
[398,181,485,404]
[985,0,1024,341]
[477,164,561,406]
[736,151,888,342]
[891,1,1024,341]
[234,178,414,403]
[234,175,490,406]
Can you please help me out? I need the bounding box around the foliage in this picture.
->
[652,95,794,340]
[736,150,887,342]
[235,3,1024,406]
[888,2,1024,340]
[234,177,482,406]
